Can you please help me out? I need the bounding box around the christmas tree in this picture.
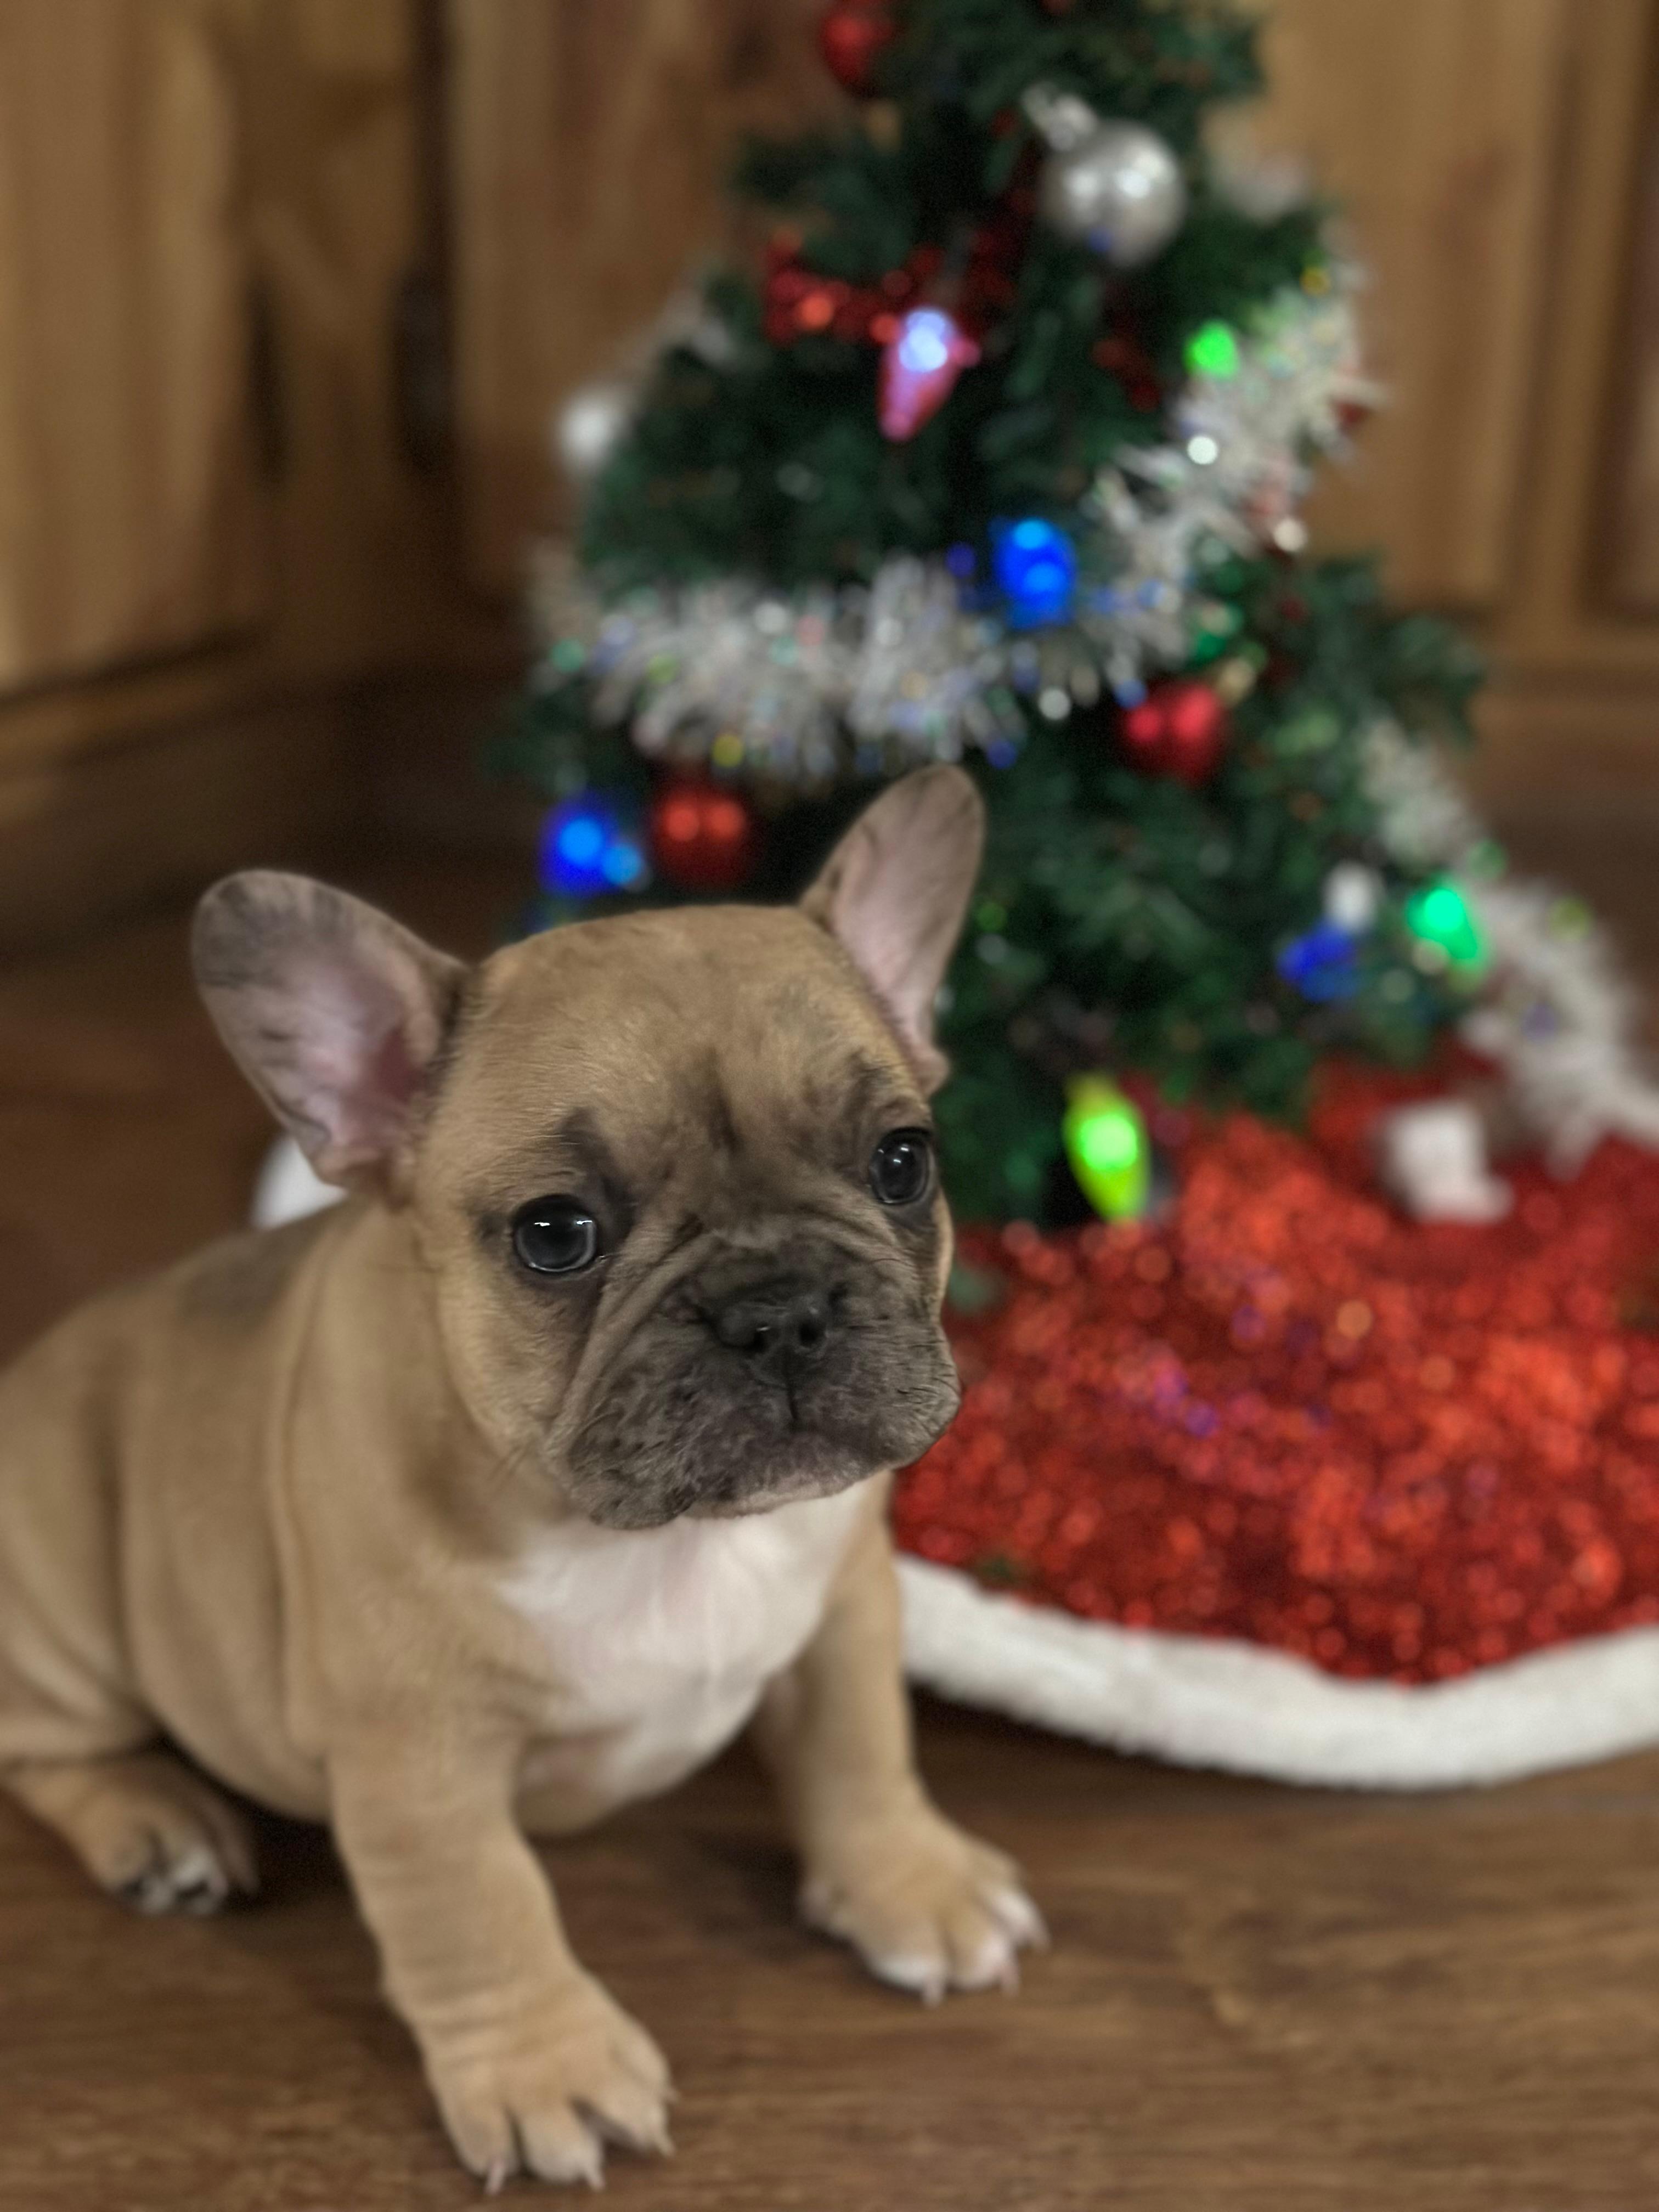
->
[498,0,1488,1224]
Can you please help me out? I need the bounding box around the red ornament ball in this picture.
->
[650,777,759,894]
[817,0,896,94]
[1120,678,1230,787]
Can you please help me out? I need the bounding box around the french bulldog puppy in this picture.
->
[0,767,1041,2190]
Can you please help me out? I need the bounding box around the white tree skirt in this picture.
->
[899,1557,1659,1788]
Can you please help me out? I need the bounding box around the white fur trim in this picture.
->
[898,1556,1659,1788]
[1373,1097,1512,1223]
[251,1137,345,1230]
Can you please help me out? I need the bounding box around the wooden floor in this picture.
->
[4,835,1659,2211]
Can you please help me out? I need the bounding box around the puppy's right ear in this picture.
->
[802,765,985,1092]
[193,872,465,1197]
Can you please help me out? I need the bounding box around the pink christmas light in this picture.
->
[878,307,980,441]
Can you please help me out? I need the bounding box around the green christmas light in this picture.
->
[1186,319,1241,380]
[1404,878,1486,971]
[1062,1076,1150,1220]
[1188,599,1243,664]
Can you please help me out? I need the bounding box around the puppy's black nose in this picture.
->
[708,1279,833,1383]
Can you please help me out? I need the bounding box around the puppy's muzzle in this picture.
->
[704,1273,842,1397]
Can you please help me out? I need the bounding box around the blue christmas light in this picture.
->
[539,794,647,900]
[992,517,1078,627]
[1276,920,1362,1003]
[600,838,647,890]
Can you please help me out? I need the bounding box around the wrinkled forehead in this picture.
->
[426,906,921,1195]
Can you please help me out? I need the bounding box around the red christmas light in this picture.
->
[1120,678,1230,787]
[817,0,896,95]
[649,778,759,894]
[1092,329,1163,413]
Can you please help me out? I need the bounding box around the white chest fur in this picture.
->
[499,1482,870,1824]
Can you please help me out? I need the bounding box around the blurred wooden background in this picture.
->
[2,0,1658,949]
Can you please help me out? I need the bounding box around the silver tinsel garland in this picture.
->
[1363,723,1659,1172]
[531,278,1375,787]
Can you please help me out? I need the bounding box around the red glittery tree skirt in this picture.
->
[893,1066,1659,1784]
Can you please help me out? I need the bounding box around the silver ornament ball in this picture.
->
[553,379,633,484]
[1040,121,1187,268]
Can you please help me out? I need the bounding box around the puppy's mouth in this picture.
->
[561,1266,961,1531]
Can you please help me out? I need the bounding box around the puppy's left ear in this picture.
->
[193,872,466,1199]
[802,765,985,1091]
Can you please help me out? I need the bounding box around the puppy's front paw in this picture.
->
[428,1976,673,2192]
[801,1809,1045,2004]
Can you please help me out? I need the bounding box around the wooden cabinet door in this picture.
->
[449,0,832,597]
[0,0,270,699]
[1243,0,1572,611]
[1602,59,1659,616]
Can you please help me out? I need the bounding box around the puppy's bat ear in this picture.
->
[193,872,465,1198]
[802,765,985,1092]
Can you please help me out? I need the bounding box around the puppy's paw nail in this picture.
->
[962,1931,1019,1991]
[64,1758,255,1919]
[988,1884,1048,1951]
[483,2155,510,2197]
[873,1952,947,2004]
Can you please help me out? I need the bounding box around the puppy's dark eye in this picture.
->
[511,1198,601,1277]
[869,1128,934,1208]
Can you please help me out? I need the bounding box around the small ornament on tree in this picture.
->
[1276,920,1362,1004]
[992,516,1078,627]
[1273,864,1381,1000]
[1184,319,1242,380]
[1324,860,1383,934]
[1404,878,1487,976]
[1093,328,1162,411]
[552,380,634,486]
[1024,88,1187,268]
[878,307,980,440]
[1119,678,1229,786]
[817,0,896,95]
[539,794,650,900]
[650,776,759,894]
[1062,1076,1151,1220]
